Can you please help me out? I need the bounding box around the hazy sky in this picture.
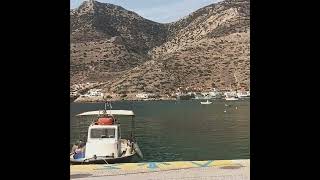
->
[70,0,222,23]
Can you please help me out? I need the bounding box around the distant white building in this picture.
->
[82,89,104,97]
[136,93,149,99]
[187,92,196,95]
[70,91,78,96]
[236,90,250,98]
[207,88,222,97]
[136,93,156,99]
[224,91,237,97]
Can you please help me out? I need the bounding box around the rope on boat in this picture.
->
[103,159,109,164]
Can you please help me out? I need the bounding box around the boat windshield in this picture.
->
[90,128,115,139]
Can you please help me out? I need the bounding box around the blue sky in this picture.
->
[70,0,222,23]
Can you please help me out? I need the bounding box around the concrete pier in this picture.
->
[70,159,249,180]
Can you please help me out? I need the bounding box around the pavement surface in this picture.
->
[70,159,249,180]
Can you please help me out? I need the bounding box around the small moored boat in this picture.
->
[225,96,238,101]
[200,100,212,104]
[70,103,143,164]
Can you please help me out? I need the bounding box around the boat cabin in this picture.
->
[86,124,122,158]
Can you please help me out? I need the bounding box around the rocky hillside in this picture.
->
[71,0,250,96]
[70,0,168,83]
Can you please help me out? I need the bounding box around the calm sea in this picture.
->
[70,99,250,162]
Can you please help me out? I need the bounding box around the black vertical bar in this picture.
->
[131,116,135,141]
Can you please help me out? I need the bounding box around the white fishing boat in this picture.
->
[200,100,212,104]
[70,103,143,164]
[225,96,238,101]
[236,91,250,98]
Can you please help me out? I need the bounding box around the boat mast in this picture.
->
[103,97,112,115]
[131,115,135,141]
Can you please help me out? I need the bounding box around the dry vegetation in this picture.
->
[71,0,250,95]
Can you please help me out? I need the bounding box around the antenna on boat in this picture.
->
[102,96,107,115]
[103,96,113,117]
[109,101,112,109]
[102,96,109,116]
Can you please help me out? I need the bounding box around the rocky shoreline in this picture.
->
[71,94,176,103]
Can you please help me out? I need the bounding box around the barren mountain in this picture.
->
[71,0,168,84]
[71,0,250,97]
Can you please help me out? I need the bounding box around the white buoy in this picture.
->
[236,107,238,109]
[224,109,226,113]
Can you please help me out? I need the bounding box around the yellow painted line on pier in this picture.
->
[211,160,234,166]
[70,165,99,172]
[70,160,241,173]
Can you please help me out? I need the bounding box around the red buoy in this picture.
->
[97,117,114,125]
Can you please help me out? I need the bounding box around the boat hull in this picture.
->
[225,98,238,101]
[70,152,137,165]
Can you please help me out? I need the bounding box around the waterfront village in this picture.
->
[71,82,250,102]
